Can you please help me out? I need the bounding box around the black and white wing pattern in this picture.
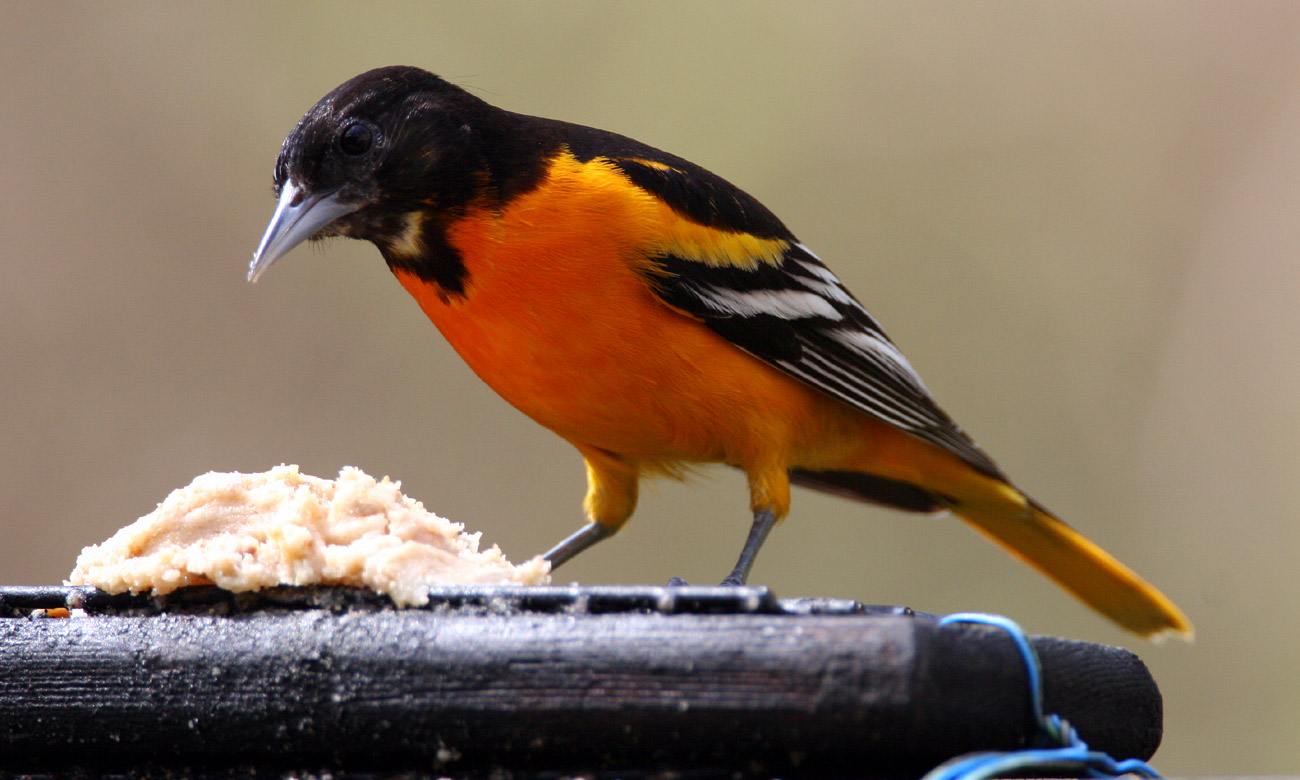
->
[649,241,1004,480]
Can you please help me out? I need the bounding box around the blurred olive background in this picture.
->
[3,1,1298,773]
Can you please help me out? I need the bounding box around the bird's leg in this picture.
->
[543,521,616,570]
[543,445,638,571]
[721,507,777,585]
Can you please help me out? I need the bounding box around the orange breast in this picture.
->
[391,153,837,470]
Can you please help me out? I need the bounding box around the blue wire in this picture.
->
[921,612,1164,780]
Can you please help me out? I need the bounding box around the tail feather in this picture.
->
[954,495,1193,640]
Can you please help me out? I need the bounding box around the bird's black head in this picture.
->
[249,66,500,282]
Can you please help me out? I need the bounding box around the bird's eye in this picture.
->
[338,122,374,156]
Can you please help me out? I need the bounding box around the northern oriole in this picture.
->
[249,66,1191,639]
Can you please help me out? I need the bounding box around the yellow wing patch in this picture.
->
[618,157,789,268]
[654,212,789,270]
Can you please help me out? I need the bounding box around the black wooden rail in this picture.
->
[0,584,1163,779]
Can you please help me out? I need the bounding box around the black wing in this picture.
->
[649,240,1003,479]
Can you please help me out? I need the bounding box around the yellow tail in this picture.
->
[954,491,1193,640]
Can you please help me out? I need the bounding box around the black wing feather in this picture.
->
[679,243,1002,478]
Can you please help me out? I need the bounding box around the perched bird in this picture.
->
[250,65,1191,638]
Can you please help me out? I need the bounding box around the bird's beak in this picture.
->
[248,180,360,282]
